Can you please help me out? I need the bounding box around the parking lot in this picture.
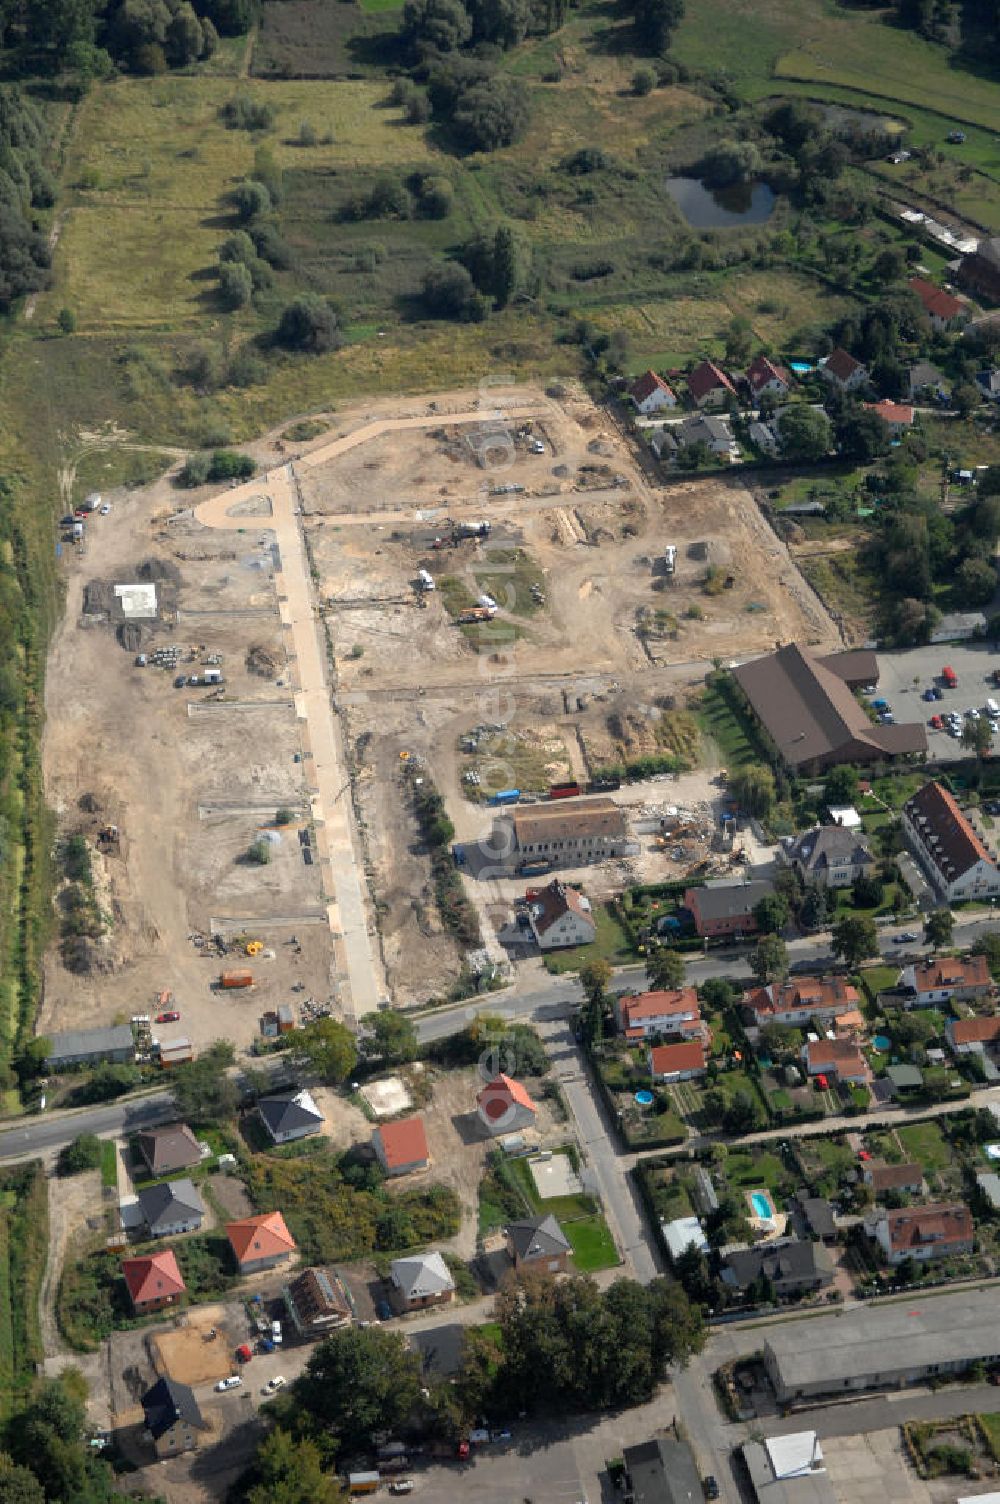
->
[877,640,1000,760]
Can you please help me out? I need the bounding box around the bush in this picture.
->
[57,1133,102,1177]
[217,260,253,309]
[632,67,656,95]
[275,807,296,825]
[417,175,454,219]
[421,262,486,321]
[220,95,275,132]
[297,119,317,146]
[250,220,293,269]
[276,295,342,353]
[453,77,530,152]
[208,449,256,481]
[247,837,272,865]
[231,179,272,222]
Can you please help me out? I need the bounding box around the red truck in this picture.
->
[942,665,958,688]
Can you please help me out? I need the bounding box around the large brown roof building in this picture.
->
[493,796,633,873]
[732,644,926,774]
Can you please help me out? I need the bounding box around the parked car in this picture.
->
[271,1320,282,1345]
[704,1478,720,1501]
[389,1485,414,1496]
[262,1376,286,1394]
[215,1376,242,1392]
[921,688,936,702]
[815,1074,829,1091]
[930,715,943,729]
[156,1010,180,1023]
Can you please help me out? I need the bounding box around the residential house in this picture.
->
[623,1438,703,1504]
[886,1062,924,1096]
[628,368,677,414]
[782,825,874,888]
[615,986,703,1041]
[648,1039,707,1082]
[929,610,987,644]
[283,1267,351,1336]
[908,276,969,331]
[390,1251,455,1311]
[977,368,1000,402]
[507,1214,571,1272]
[721,1239,835,1297]
[975,1171,1000,1211]
[661,1215,709,1261]
[227,1211,297,1275]
[898,954,992,1007]
[135,1123,201,1178]
[946,1015,1000,1055]
[477,1073,537,1136]
[45,1024,136,1072]
[684,879,774,939]
[743,976,861,1032]
[122,1251,186,1315]
[959,236,1000,300]
[908,360,949,401]
[372,1115,430,1177]
[141,1378,206,1458]
[862,1161,923,1196]
[687,358,738,409]
[820,348,868,391]
[490,796,634,874]
[732,643,926,774]
[257,1089,325,1146]
[873,1202,973,1265]
[833,1008,867,1041]
[748,418,780,455]
[864,399,915,434]
[747,354,792,401]
[137,1179,204,1239]
[651,413,739,462]
[795,1192,837,1243]
[742,1433,833,1504]
[802,1038,871,1085]
[525,880,597,950]
[902,781,1000,902]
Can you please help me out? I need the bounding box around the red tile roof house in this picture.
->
[526,880,598,951]
[902,781,1000,903]
[648,1040,707,1083]
[743,977,860,1035]
[861,1160,924,1196]
[746,354,792,401]
[227,1211,297,1275]
[946,1014,1000,1056]
[628,369,678,415]
[907,276,969,332]
[122,1251,186,1315]
[899,954,992,1007]
[372,1116,430,1178]
[801,1038,872,1085]
[820,347,868,391]
[477,1074,537,1137]
[615,987,704,1042]
[864,399,914,435]
[687,359,738,410]
[873,1202,973,1266]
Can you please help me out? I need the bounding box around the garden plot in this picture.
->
[529,1152,583,1202]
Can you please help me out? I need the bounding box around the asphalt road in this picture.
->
[0,1091,175,1163]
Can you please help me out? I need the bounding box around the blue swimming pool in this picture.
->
[789,360,814,374]
[635,1090,654,1106]
[748,1189,775,1220]
[873,1034,891,1051]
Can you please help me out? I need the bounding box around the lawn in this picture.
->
[979,1412,1000,1463]
[565,1215,618,1272]
[543,901,635,974]
[695,679,758,771]
[0,1164,47,1417]
[99,1139,118,1191]
[721,1147,786,1192]
[897,1120,953,1171]
[857,965,901,1006]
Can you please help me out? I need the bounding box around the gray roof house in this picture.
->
[257,1089,325,1145]
[742,1433,834,1504]
[976,1171,1000,1210]
[795,1192,837,1242]
[136,1123,202,1178]
[908,360,948,400]
[507,1214,571,1270]
[141,1377,205,1458]
[623,1437,703,1504]
[722,1239,834,1297]
[782,826,874,888]
[45,1024,135,1072]
[137,1178,205,1238]
[390,1252,455,1310]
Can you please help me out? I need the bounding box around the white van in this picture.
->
[987,699,999,718]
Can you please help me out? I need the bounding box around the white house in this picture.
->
[257,1090,325,1145]
[820,348,868,391]
[898,955,992,1007]
[873,1203,973,1266]
[628,369,677,415]
[902,781,1000,902]
[746,354,791,401]
[526,880,597,950]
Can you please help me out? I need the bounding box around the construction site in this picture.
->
[40,383,836,1032]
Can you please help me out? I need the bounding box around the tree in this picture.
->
[631,0,685,53]
[218,259,253,309]
[956,556,997,606]
[751,933,788,984]
[823,764,858,806]
[923,907,954,951]
[421,262,484,321]
[453,78,530,152]
[360,1010,418,1065]
[402,0,473,53]
[837,407,891,460]
[246,1428,345,1504]
[492,224,524,309]
[246,836,272,864]
[851,871,883,909]
[953,382,981,419]
[292,1016,358,1084]
[730,764,775,820]
[724,315,753,366]
[294,1326,423,1457]
[798,882,830,932]
[831,913,879,967]
[645,945,685,990]
[721,1089,761,1134]
[417,175,453,219]
[468,0,532,47]
[962,715,993,761]
[580,957,612,1045]
[632,66,656,96]
[276,295,341,353]
[231,178,271,222]
[0,1456,44,1504]
[701,138,762,187]
[170,1041,238,1123]
[753,892,789,935]
[57,307,76,335]
[57,1132,101,1177]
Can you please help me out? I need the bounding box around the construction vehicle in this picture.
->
[453,520,491,540]
[245,940,263,957]
[458,606,495,624]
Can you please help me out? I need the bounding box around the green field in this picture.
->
[0,1164,47,1416]
[564,1215,619,1272]
[897,1120,953,1171]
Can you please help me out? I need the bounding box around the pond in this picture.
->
[665,175,776,228]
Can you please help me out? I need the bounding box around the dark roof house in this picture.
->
[722,1239,834,1295]
[783,825,873,884]
[141,1377,205,1456]
[623,1437,703,1504]
[732,643,926,773]
[257,1089,324,1144]
[507,1214,572,1267]
[137,1179,204,1237]
[136,1123,202,1178]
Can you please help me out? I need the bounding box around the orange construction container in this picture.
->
[221,969,253,989]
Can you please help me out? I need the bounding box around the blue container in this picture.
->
[490,788,521,806]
